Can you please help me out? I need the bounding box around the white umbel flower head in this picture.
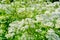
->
[5,33,15,38]
[43,21,53,27]
[55,8,60,12]
[46,29,60,40]
[17,8,25,13]
[55,18,60,28]
[36,15,44,22]
[48,29,55,33]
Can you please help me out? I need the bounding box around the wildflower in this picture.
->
[20,27,26,31]
[55,8,60,12]
[43,21,53,27]
[21,32,34,40]
[24,25,29,29]
[5,33,15,38]
[8,27,15,33]
[46,29,60,40]
[36,15,44,22]
[46,3,55,7]
[17,8,25,13]
[20,33,27,40]
[55,18,60,28]
[47,29,55,33]
[45,11,51,16]
[26,7,35,11]
[50,12,60,21]
[25,18,35,24]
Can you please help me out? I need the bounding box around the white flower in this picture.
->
[30,24,35,28]
[5,33,15,38]
[55,8,60,12]
[43,21,53,27]
[20,32,27,40]
[21,32,34,40]
[46,3,55,7]
[55,18,60,28]
[46,29,60,40]
[45,11,50,14]
[48,29,55,33]
[0,4,3,8]
[45,11,51,16]
[50,12,60,21]
[17,8,25,13]
[20,27,26,31]
[25,18,35,24]
[54,2,60,5]
[8,18,35,33]
[8,27,15,33]
[18,19,25,27]
[24,25,29,29]
[36,15,44,22]
[9,21,19,26]
[26,7,35,11]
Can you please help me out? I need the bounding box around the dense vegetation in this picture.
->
[0,0,60,40]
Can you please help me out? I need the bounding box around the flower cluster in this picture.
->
[46,29,60,40]
[0,0,60,40]
[5,1,60,40]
